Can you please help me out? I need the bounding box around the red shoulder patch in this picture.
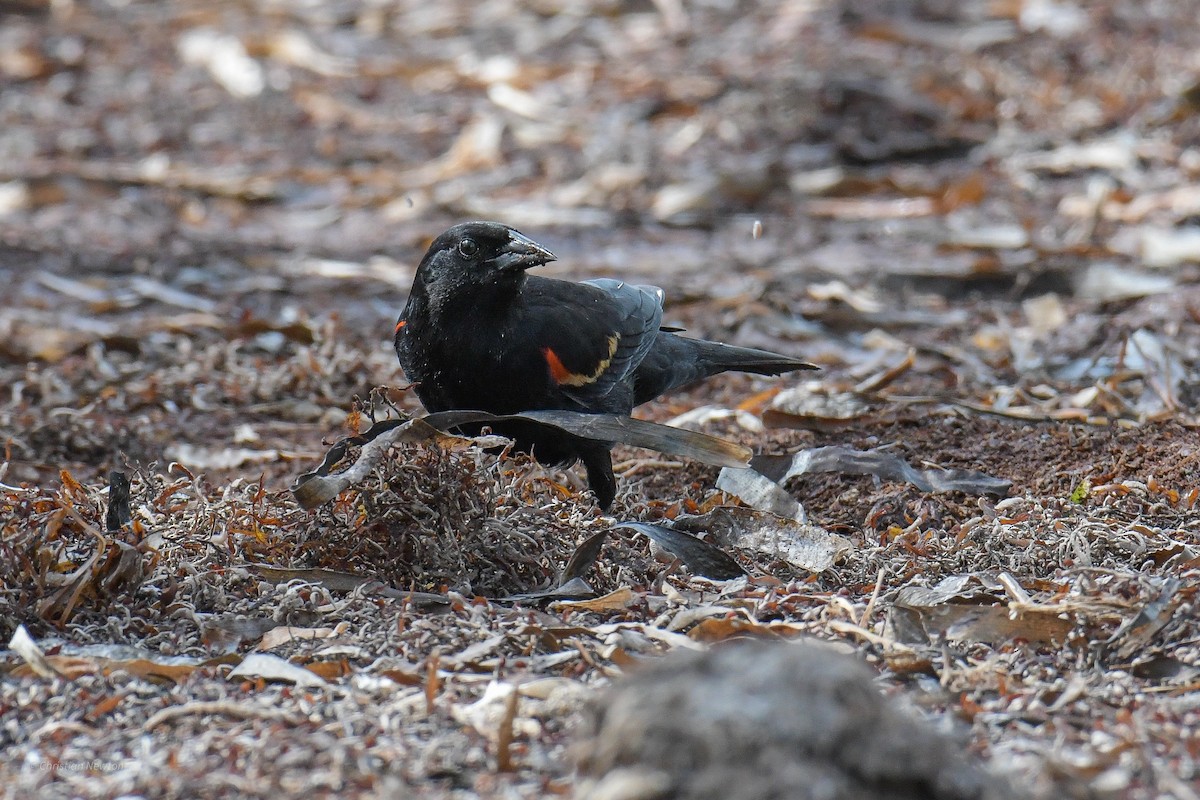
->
[542,347,573,384]
[394,319,407,334]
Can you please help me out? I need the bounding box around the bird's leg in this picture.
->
[579,444,617,511]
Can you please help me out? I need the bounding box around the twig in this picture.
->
[860,568,886,628]
[145,701,304,731]
[496,687,519,772]
[854,349,915,394]
[425,652,441,714]
[827,620,915,653]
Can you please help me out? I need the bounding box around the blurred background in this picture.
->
[4,5,1200,798]
[2,0,1199,476]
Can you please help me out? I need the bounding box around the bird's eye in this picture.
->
[458,238,479,258]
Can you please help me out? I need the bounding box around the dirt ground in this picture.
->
[2,1,1200,798]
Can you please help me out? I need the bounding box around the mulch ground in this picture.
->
[2,1,1200,798]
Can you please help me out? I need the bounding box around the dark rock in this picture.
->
[575,639,1023,800]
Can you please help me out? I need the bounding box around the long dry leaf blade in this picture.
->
[560,529,609,585]
[105,470,132,532]
[424,409,752,468]
[750,446,1011,496]
[614,522,746,580]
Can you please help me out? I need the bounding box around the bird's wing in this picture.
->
[526,278,664,409]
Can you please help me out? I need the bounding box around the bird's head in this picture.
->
[413,221,556,302]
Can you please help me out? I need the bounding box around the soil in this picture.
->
[2,1,1199,798]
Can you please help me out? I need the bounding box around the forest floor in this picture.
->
[2,1,1199,798]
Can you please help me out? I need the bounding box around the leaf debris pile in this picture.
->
[3,0,1200,798]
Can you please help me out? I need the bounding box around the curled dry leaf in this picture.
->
[8,625,62,680]
[1105,578,1182,661]
[613,522,746,581]
[673,507,852,574]
[749,446,1011,496]
[227,653,328,688]
[886,573,1073,647]
[560,529,609,585]
[763,383,876,430]
[554,587,636,613]
[290,416,448,509]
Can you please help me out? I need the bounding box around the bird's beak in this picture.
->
[494,230,556,272]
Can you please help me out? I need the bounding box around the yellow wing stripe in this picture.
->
[542,335,620,387]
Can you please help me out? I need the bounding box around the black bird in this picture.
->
[394,221,816,509]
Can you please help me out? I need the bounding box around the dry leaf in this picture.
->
[614,523,746,580]
[674,508,853,573]
[687,616,808,642]
[9,625,63,679]
[887,574,1074,646]
[555,587,636,613]
[749,446,1011,496]
[228,653,328,687]
[258,626,339,651]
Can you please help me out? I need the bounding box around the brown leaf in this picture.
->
[85,693,125,722]
[614,522,746,580]
[555,587,635,613]
[304,661,350,681]
[560,529,608,585]
[687,617,807,643]
[104,659,198,684]
[887,574,1073,646]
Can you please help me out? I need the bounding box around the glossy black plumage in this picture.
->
[395,221,816,509]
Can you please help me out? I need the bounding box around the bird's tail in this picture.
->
[633,333,816,405]
[691,338,818,377]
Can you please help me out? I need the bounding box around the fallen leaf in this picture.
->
[9,626,64,679]
[673,508,853,573]
[258,626,339,651]
[555,587,636,613]
[560,529,608,584]
[763,383,876,430]
[1105,578,1182,661]
[687,616,808,643]
[503,577,597,603]
[228,653,328,687]
[749,446,1011,496]
[614,522,746,580]
[887,574,1073,646]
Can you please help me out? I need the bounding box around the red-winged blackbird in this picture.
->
[395,221,816,509]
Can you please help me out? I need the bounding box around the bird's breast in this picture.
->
[400,313,557,414]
